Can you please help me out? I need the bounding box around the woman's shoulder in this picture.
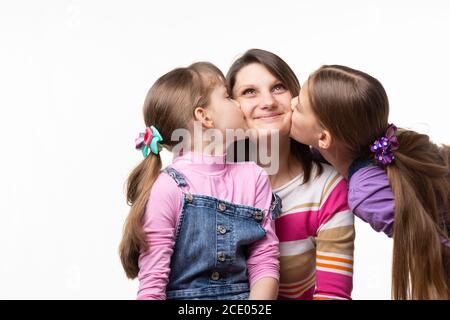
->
[316,162,338,176]
[310,162,346,188]
[275,162,346,204]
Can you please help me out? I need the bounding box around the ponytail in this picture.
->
[387,129,450,299]
[119,154,162,279]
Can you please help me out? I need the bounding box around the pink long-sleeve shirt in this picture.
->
[137,152,280,300]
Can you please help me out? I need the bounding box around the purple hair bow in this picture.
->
[370,124,399,166]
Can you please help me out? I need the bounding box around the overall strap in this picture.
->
[162,167,188,188]
[162,167,193,201]
[270,193,283,220]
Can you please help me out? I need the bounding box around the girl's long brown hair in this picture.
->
[307,65,450,299]
[226,48,322,183]
[119,62,226,279]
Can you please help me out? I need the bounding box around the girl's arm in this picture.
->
[246,167,280,300]
[348,165,395,237]
[137,174,182,300]
[249,277,279,300]
[315,176,355,300]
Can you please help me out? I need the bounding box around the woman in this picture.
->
[227,49,355,300]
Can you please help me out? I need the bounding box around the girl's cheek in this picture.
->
[292,113,301,130]
[238,101,254,118]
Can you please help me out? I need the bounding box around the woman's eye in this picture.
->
[242,88,255,96]
[273,83,286,92]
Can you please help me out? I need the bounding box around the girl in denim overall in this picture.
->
[119,62,281,300]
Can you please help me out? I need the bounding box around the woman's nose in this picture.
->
[261,92,276,109]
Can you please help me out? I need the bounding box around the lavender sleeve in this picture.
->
[348,166,395,237]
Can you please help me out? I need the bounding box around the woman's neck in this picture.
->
[258,134,303,189]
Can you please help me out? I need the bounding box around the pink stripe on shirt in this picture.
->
[314,270,353,300]
[318,179,350,227]
[276,210,320,241]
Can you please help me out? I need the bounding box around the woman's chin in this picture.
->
[254,121,288,133]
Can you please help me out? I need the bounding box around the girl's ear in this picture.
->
[193,107,214,128]
[318,129,332,150]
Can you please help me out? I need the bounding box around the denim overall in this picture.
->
[163,167,281,300]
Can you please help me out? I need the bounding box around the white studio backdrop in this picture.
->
[0,0,448,299]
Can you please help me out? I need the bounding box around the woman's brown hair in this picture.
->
[226,48,322,183]
[119,62,226,278]
[307,65,450,299]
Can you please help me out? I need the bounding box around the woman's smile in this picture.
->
[254,112,284,120]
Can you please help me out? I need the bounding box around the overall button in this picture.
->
[185,194,193,203]
[217,252,226,262]
[169,171,177,179]
[211,271,220,281]
[254,211,264,221]
[218,203,226,212]
[217,226,227,235]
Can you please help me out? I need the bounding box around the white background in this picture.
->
[1,0,449,299]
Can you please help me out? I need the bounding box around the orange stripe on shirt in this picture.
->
[316,255,353,265]
[316,262,353,273]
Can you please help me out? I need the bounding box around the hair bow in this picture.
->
[370,123,399,166]
[135,125,163,157]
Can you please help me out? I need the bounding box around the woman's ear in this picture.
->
[193,107,214,128]
[318,129,332,150]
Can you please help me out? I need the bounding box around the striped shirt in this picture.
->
[275,163,355,300]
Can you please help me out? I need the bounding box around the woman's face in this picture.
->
[231,63,293,137]
[290,81,323,147]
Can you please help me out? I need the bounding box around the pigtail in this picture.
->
[387,129,450,299]
[119,154,162,279]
